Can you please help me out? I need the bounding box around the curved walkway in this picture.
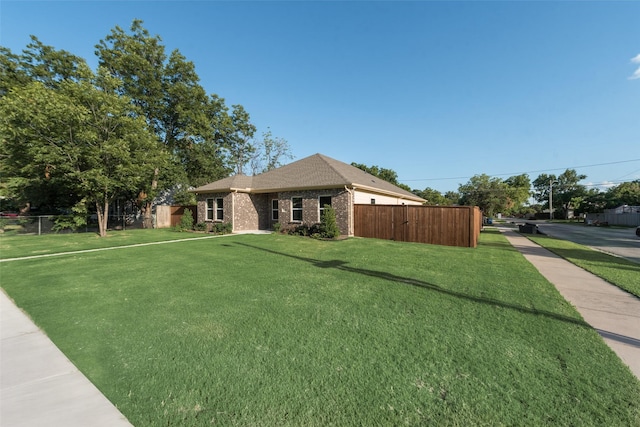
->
[1,290,133,427]
[499,228,640,379]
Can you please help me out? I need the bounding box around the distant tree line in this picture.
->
[0,20,291,236]
[353,163,639,219]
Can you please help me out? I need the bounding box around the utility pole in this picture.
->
[549,179,557,220]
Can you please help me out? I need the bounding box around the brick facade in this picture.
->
[196,188,354,235]
[277,189,351,235]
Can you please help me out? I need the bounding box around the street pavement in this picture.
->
[1,290,133,427]
[499,227,640,379]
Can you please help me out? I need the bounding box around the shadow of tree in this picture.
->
[235,242,589,328]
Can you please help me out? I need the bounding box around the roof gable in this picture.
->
[192,153,425,202]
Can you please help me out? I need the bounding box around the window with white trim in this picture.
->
[206,198,215,220]
[215,198,224,221]
[319,196,332,220]
[292,197,302,222]
[272,199,279,221]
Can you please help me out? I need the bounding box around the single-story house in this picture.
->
[191,153,426,236]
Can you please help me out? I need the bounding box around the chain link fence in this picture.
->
[0,214,149,235]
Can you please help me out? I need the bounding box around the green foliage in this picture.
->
[533,169,587,218]
[226,104,257,175]
[172,186,197,206]
[0,74,164,237]
[458,174,509,216]
[2,21,271,233]
[0,218,7,231]
[413,187,453,206]
[194,222,207,232]
[319,205,340,238]
[52,201,88,232]
[175,208,194,232]
[1,232,638,425]
[273,222,281,233]
[503,174,531,214]
[211,222,232,235]
[604,180,640,208]
[351,162,412,192]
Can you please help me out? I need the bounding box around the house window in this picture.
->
[272,199,279,221]
[371,198,376,205]
[319,196,332,219]
[215,198,224,221]
[292,197,302,221]
[206,198,214,220]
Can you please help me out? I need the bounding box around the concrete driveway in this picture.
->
[525,221,640,264]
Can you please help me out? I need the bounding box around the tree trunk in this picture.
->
[142,167,159,229]
[96,198,109,237]
[142,201,154,229]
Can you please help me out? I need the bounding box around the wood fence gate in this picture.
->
[353,205,481,248]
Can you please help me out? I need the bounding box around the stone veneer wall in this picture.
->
[196,188,353,235]
[196,192,233,227]
[278,188,351,235]
[233,193,275,231]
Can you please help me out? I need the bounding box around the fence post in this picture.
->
[38,216,42,236]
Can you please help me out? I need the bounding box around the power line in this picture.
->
[402,158,640,182]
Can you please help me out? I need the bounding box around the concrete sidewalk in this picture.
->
[1,290,133,427]
[499,228,640,379]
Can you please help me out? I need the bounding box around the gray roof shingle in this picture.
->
[192,153,425,202]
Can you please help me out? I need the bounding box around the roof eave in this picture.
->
[352,184,426,203]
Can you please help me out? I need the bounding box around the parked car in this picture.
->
[636,226,640,238]
[0,212,19,218]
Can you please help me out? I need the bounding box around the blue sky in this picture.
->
[2,1,639,194]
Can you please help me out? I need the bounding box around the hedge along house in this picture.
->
[191,153,426,236]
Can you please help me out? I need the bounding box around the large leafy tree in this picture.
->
[533,169,587,219]
[95,20,233,226]
[458,174,509,216]
[226,104,256,175]
[0,68,163,236]
[606,180,640,207]
[412,187,452,206]
[503,174,531,214]
[1,37,99,212]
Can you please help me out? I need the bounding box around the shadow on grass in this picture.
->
[235,242,589,329]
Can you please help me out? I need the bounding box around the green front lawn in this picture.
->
[0,229,212,260]
[1,230,638,426]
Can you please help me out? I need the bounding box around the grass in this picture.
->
[1,230,639,426]
[0,229,211,260]
[527,234,640,298]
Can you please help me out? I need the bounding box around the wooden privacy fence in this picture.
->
[156,205,196,228]
[354,205,482,248]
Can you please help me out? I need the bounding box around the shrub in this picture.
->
[175,208,194,232]
[273,222,282,233]
[195,222,208,232]
[319,205,340,239]
[211,222,232,235]
[52,202,88,232]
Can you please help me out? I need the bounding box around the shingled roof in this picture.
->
[192,153,425,202]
